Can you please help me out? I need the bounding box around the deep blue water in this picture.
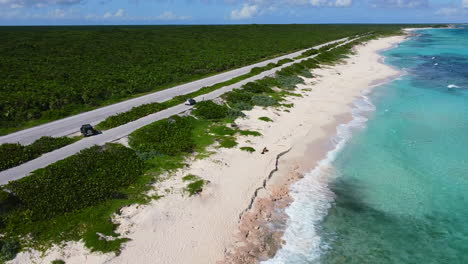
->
[265,28,468,264]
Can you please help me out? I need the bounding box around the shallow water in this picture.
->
[264,28,468,264]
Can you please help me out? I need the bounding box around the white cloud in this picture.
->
[0,0,83,8]
[103,9,124,19]
[230,4,258,19]
[85,10,191,22]
[48,8,66,18]
[334,0,352,7]
[115,8,124,17]
[435,7,459,16]
[308,0,352,7]
[371,0,428,8]
[156,11,191,21]
[229,0,352,20]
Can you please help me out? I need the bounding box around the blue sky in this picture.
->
[0,0,467,25]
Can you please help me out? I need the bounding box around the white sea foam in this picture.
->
[448,84,460,89]
[262,93,376,264]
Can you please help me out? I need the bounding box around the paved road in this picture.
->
[0,37,349,146]
[0,37,360,185]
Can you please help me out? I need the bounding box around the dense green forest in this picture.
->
[0,24,405,134]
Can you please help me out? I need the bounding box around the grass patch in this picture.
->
[259,117,273,122]
[192,101,229,120]
[238,130,262,137]
[185,179,207,196]
[240,147,255,153]
[280,103,294,108]
[182,174,200,182]
[129,116,196,156]
[210,126,236,136]
[219,138,238,148]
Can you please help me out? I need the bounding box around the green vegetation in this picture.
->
[182,175,207,197]
[239,130,262,137]
[259,117,273,122]
[182,174,200,182]
[219,138,238,148]
[1,24,407,134]
[210,126,236,136]
[129,116,196,156]
[294,48,319,59]
[240,147,256,153]
[192,101,229,120]
[281,103,294,108]
[0,143,146,254]
[185,180,207,196]
[0,136,79,171]
[7,144,144,220]
[51,260,66,264]
[0,238,21,262]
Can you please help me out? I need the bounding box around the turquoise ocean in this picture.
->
[264,28,468,264]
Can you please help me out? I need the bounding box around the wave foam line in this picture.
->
[262,92,376,264]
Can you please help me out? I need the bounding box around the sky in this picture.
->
[0,0,467,25]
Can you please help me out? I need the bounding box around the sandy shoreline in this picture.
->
[11,34,407,264]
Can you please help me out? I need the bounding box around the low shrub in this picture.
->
[6,143,144,220]
[302,48,319,57]
[240,147,255,153]
[224,90,254,105]
[182,174,200,182]
[51,260,66,264]
[275,75,304,90]
[281,103,294,108]
[192,101,229,120]
[239,130,262,137]
[299,69,313,78]
[256,77,280,88]
[231,101,254,111]
[27,136,77,155]
[129,116,196,156]
[249,62,276,75]
[259,116,273,122]
[185,180,207,196]
[0,136,78,172]
[0,239,20,262]
[242,81,273,94]
[227,108,246,119]
[251,95,277,107]
[210,126,236,136]
[0,144,31,172]
[277,58,294,65]
[219,138,238,148]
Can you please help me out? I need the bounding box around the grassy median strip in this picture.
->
[95,57,294,130]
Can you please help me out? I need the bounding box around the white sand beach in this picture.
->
[10,34,406,264]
